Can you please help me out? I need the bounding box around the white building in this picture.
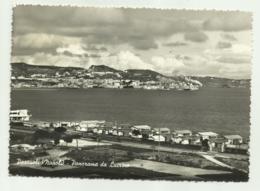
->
[132,125,151,131]
[224,135,243,145]
[10,109,31,122]
[152,135,166,142]
[198,132,218,140]
[153,127,171,135]
[173,130,192,137]
[76,126,88,132]
[79,120,105,128]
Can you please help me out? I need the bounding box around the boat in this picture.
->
[10,109,32,123]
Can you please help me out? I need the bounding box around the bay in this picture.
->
[11,87,250,138]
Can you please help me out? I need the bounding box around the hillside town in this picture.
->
[11,63,203,90]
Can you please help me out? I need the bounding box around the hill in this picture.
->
[123,69,164,81]
[11,62,84,77]
[88,65,121,73]
[11,63,250,88]
[191,76,250,88]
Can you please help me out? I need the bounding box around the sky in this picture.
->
[11,6,252,79]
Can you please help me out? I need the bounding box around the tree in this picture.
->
[132,129,141,136]
[32,129,52,144]
[142,133,149,140]
[54,138,60,145]
[201,139,209,151]
[63,135,73,143]
[54,127,67,133]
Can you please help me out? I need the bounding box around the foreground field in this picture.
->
[9,142,249,181]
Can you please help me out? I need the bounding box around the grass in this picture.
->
[8,132,249,181]
[63,146,133,164]
[110,144,229,171]
[197,169,249,182]
[9,165,248,181]
[215,157,249,172]
[9,165,185,180]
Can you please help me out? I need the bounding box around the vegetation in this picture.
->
[63,147,133,165]
[109,145,228,171]
[215,157,249,172]
[9,166,184,180]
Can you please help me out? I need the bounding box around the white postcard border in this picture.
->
[1,0,260,191]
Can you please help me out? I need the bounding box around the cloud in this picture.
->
[12,47,251,79]
[13,6,200,51]
[205,44,251,66]
[129,37,158,50]
[11,52,86,68]
[151,54,224,77]
[83,45,108,52]
[203,13,252,31]
[216,41,232,49]
[82,50,153,70]
[216,55,251,64]
[221,33,237,41]
[12,33,80,55]
[62,51,80,57]
[184,32,208,43]
[87,54,102,58]
[56,44,87,56]
[11,6,252,79]
[151,56,185,75]
[116,51,152,70]
[163,41,188,47]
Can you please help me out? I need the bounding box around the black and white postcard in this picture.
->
[1,0,259,191]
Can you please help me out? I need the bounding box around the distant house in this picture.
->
[173,130,192,137]
[171,136,183,144]
[180,137,190,145]
[120,128,131,136]
[79,120,105,129]
[198,132,218,140]
[171,130,193,144]
[210,138,226,152]
[10,109,31,123]
[153,127,171,135]
[171,136,193,145]
[224,135,243,145]
[76,126,88,132]
[52,121,75,128]
[132,125,151,131]
[189,135,201,145]
[152,135,166,142]
[131,80,141,88]
[111,124,132,136]
[131,125,152,138]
